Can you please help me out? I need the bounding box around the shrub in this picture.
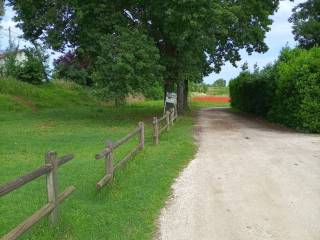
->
[52,51,92,86]
[212,78,227,87]
[229,47,320,133]
[92,27,164,105]
[268,47,320,132]
[142,81,164,100]
[229,65,276,117]
[15,51,46,85]
[1,46,49,85]
[190,82,208,93]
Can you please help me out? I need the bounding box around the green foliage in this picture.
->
[9,0,280,110]
[0,0,4,16]
[230,47,320,133]
[92,27,164,105]
[14,49,47,85]
[0,44,49,85]
[289,0,320,49]
[52,51,92,86]
[229,65,276,117]
[241,61,249,71]
[0,50,18,77]
[142,81,164,100]
[0,79,196,239]
[212,78,226,87]
[268,47,320,132]
[190,82,208,93]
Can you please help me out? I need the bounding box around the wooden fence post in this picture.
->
[139,122,145,149]
[166,111,170,131]
[45,151,58,225]
[170,108,174,126]
[106,141,114,177]
[153,117,159,145]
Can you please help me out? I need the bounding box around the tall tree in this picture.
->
[9,0,279,112]
[289,0,320,49]
[0,0,4,16]
[0,0,4,34]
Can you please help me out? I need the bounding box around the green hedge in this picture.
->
[229,65,276,117]
[230,47,320,133]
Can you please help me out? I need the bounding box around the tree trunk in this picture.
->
[177,79,189,113]
[177,79,185,114]
[183,79,189,111]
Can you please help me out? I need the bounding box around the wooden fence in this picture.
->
[1,109,179,239]
[153,108,177,144]
[0,152,75,240]
[95,122,145,189]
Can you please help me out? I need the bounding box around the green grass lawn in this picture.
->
[191,101,230,109]
[207,86,229,96]
[0,79,228,239]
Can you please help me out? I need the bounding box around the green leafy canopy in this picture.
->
[8,0,280,105]
[289,0,320,49]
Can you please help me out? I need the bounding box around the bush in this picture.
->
[190,82,208,93]
[268,47,320,132]
[92,27,164,105]
[142,81,164,100]
[52,51,92,86]
[229,65,276,117]
[212,78,226,87]
[1,46,48,85]
[230,47,320,133]
[15,52,46,85]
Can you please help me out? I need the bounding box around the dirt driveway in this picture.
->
[157,108,320,240]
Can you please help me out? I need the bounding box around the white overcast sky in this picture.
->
[0,0,306,78]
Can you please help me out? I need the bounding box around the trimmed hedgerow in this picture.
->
[229,47,320,133]
[229,65,276,117]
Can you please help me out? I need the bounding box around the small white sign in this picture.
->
[166,92,177,104]
[164,92,177,114]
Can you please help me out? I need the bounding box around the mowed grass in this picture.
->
[191,101,230,109]
[207,86,229,96]
[0,79,197,240]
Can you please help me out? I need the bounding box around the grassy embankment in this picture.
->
[0,78,228,239]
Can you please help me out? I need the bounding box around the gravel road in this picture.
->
[156,108,320,240]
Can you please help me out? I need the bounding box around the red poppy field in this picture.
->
[192,96,230,103]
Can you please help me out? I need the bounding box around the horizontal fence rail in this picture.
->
[1,107,181,239]
[0,152,76,240]
[0,154,73,197]
[153,108,177,144]
[95,122,145,189]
